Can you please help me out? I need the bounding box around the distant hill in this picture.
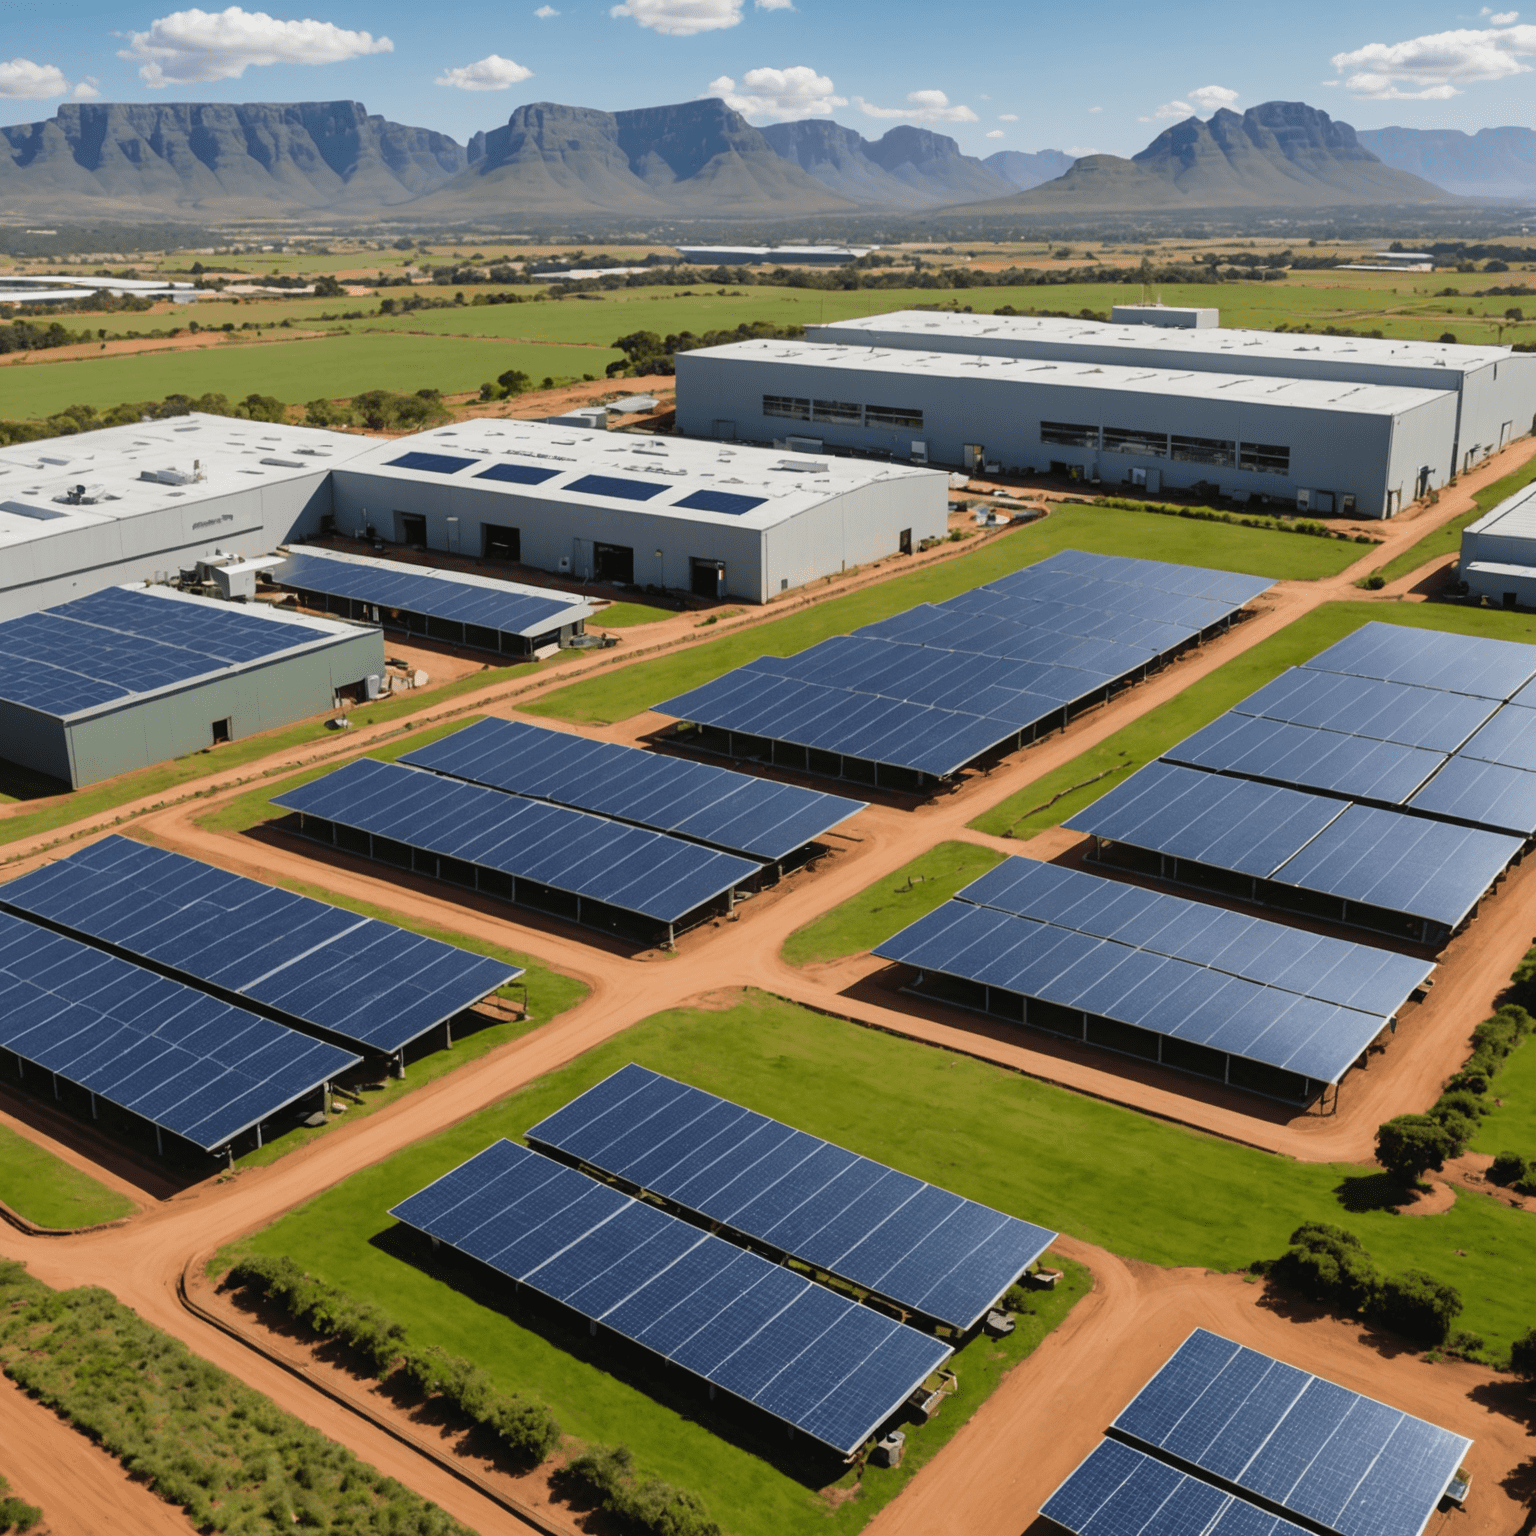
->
[983,148,1077,191]
[969,102,1457,212]
[1357,125,1536,201]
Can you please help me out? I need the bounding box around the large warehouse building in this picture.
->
[1458,480,1536,607]
[675,339,1457,518]
[804,309,1536,479]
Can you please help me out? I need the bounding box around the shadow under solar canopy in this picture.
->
[0,910,358,1154]
[0,835,518,1059]
[401,717,865,863]
[526,1063,1056,1331]
[390,1139,951,1458]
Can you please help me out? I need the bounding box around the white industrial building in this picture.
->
[802,310,1536,480]
[327,419,946,602]
[1459,480,1536,607]
[675,338,1457,518]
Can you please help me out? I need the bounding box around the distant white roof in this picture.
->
[1464,479,1536,542]
[677,245,876,261]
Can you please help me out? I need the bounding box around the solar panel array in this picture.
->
[274,549,582,639]
[390,1139,952,1456]
[653,552,1273,779]
[874,858,1430,1086]
[527,1063,1056,1329]
[1108,1329,1471,1536]
[0,909,358,1151]
[0,586,334,719]
[0,836,518,1055]
[402,718,865,862]
[273,757,759,925]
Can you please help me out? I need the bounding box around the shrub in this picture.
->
[1512,1327,1536,1386]
[558,1445,719,1536]
[560,1443,636,1505]
[1363,573,1387,589]
[1431,1089,1487,1122]
[1377,1270,1463,1345]
[0,1474,41,1534]
[1489,1151,1529,1186]
[1375,1114,1453,1186]
[1443,1067,1493,1097]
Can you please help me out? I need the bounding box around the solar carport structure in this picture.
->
[527,1063,1056,1331]
[1044,1329,1471,1536]
[0,836,518,1073]
[0,909,358,1160]
[274,757,760,944]
[391,1138,952,1458]
[274,546,593,658]
[653,552,1273,791]
[402,717,865,867]
[874,858,1433,1106]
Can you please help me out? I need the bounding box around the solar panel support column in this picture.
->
[89,1092,97,1120]
[155,1125,163,1156]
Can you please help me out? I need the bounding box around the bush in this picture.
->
[560,1443,636,1505]
[1489,1151,1530,1186]
[1375,1114,1454,1186]
[1363,573,1387,589]
[1512,1327,1536,1386]
[1443,1066,1492,1096]
[557,1445,719,1536]
[0,1474,40,1534]
[1377,1270,1463,1345]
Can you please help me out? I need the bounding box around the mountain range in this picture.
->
[0,95,1528,223]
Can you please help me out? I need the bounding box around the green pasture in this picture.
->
[0,1121,135,1229]
[1472,1035,1536,1164]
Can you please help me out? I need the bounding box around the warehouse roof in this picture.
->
[1463,479,1536,542]
[808,308,1515,373]
[687,339,1453,418]
[338,418,941,530]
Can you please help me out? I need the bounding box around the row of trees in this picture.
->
[607,319,804,377]
[0,390,287,446]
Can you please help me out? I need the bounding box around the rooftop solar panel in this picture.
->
[1303,621,1536,700]
[390,1139,951,1457]
[564,473,667,502]
[1408,756,1536,836]
[272,757,758,925]
[474,462,561,486]
[385,451,477,475]
[526,1063,1056,1330]
[1112,1329,1471,1536]
[674,489,768,516]
[0,835,518,1055]
[0,909,358,1151]
[400,717,864,861]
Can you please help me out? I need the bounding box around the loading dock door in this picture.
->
[691,559,725,599]
[483,524,520,561]
[594,542,634,584]
[398,512,427,547]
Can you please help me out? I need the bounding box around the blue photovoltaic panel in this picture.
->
[273,757,757,924]
[0,586,335,720]
[1021,548,1276,608]
[564,473,667,502]
[385,451,478,475]
[474,462,561,486]
[0,909,358,1151]
[274,549,581,638]
[1458,704,1536,771]
[674,489,768,516]
[1042,1438,1313,1536]
[526,1063,1056,1330]
[0,835,518,1055]
[1112,1329,1471,1536]
[1408,756,1536,836]
[401,717,863,861]
[1303,620,1536,700]
[390,1139,951,1457]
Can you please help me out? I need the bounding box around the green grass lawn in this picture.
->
[781,841,1005,967]
[230,991,1536,1536]
[527,508,1360,727]
[0,1122,135,1228]
[972,600,1536,839]
[1472,1035,1536,1164]
[592,598,678,627]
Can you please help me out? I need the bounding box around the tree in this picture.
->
[1511,1327,1536,1387]
[1375,1114,1453,1186]
[1377,1270,1462,1344]
[312,274,345,298]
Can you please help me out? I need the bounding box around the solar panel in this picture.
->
[674,489,768,516]
[401,717,864,861]
[390,1139,952,1457]
[564,473,667,502]
[385,451,477,475]
[526,1063,1056,1330]
[474,462,561,486]
[1458,704,1536,771]
[272,757,758,925]
[0,835,519,1055]
[1112,1329,1471,1536]
[1407,756,1536,836]
[1303,621,1536,700]
[0,909,358,1151]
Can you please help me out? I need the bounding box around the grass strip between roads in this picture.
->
[0,1121,134,1229]
[1472,1034,1536,1164]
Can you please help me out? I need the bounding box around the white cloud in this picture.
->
[985,129,1004,138]
[1089,104,1102,112]
[1187,83,1239,112]
[1064,145,1099,157]
[705,64,845,119]
[1142,99,1194,121]
[756,0,795,9]
[0,58,70,98]
[535,3,559,13]
[120,6,391,87]
[436,53,532,90]
[997,111,1018,121]
[610,0,743,34]
[853,88,977,123]
[73,76,102,100]
[1482,8,1519,22]
[1331,21,1536,98]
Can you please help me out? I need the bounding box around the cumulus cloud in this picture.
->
[705,64,845,119]
[1331,21,1536,98]
[73,76,102,99]
[1187,83,1239,111]
[1089,104,1102,112]
[535,3,559,13]
[985,129,1004,138]
[436,53,532,90]
[120,6,391,86]
[0,57,71,98]
[1482,7,1519,22]
[1064,145,1100,157]
[854,88,977,123]
[611,0,742,34]
[756,0,795,9]
[997,111,1018,121]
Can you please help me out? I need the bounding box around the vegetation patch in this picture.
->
[0,1122,134,1229]
[1094,496,1381,545]
[0,1473,40,1533]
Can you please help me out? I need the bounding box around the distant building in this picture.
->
[1460,479,1536,607]
[676,245,877,267]
[1111,304,1219,328]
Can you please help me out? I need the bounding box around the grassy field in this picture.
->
[781,841,1005,967]
[1472,1035,1536,1164]
[0,1122,135,1228]
[527,508,1364,727]
[971,599,1536,839]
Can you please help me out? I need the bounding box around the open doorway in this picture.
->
[398,512,427,547]
[899,528,912,556]
[594,542,634,584]
[483,524,520,561]
[211,717,231,745]
[691,558,725,598]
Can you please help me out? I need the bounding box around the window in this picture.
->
[864,404,924,431]
[812,399,863,425]
[1102,426,1169,458]
[1240,441,1291,475]
[763,395,810,421]
[1170,434,1236,467]
[1040,421,1099,448]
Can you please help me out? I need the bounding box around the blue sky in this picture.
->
[2,0,1534,154]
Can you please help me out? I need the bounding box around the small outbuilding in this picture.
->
[1460,479,1536,607]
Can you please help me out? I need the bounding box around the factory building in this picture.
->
[675,339,1457,518]
[0,414,379,621]
[676,245,876,266]
[327,419,946,603]
[803,310,1536,480]
[1459,480,1536,607]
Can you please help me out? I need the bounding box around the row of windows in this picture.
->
[1040,421,1291,476]
[762,395,924,432]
